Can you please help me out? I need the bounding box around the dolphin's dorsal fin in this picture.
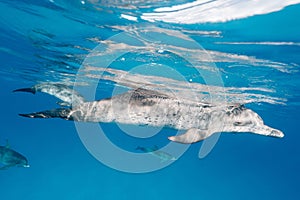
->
[168,128,211,144]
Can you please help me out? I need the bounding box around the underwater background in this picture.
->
[1,0,300,199]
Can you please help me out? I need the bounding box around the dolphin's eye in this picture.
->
[234,121,252,126]
[234,122,242,126]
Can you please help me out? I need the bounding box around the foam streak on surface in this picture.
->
[141,0,300,24]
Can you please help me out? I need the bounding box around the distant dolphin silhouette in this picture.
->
[136,145,177,162]
[15,83,284,144]
[0,140,29,170]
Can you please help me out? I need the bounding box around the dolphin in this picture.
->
[136,146,177,162]
[0,140,30,170]
[15,83,284,144]
[13,83,85,107]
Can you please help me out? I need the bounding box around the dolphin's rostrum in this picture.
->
[15,83,284,144]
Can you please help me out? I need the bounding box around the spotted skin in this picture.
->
[16,85,284,144]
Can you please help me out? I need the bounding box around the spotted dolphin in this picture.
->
[15,83,284,144]
[136,146,177,162]
[0,140,29,170]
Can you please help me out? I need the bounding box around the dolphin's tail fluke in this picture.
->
[13,87,36,94]
[19,108,73,120]
[19,112,50,118]
[14,83,86,106]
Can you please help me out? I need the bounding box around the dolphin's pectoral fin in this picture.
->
[13,87,36,94]
[19,108,72,120]
[168,128,210,144]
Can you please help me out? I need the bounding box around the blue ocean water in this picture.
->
[1,0,300,199]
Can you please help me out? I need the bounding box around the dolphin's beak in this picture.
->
[255,125,284,138]
[269,129,284,138]
[23,164,30,168]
